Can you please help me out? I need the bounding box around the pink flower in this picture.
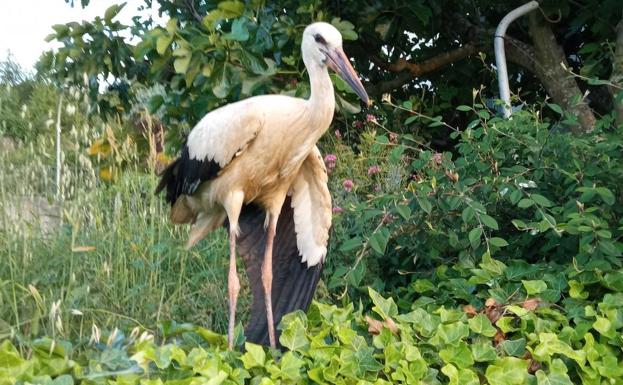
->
[367,165,381,176]
[334,129,342,140]
[332,206,344,214]
[432,152,443,165]
[343,179,354,192]
[353,120,363,129]
[324,153,337,173]
[366,114,377,123]
[389,132,398,143]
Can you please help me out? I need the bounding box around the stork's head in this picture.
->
[302,22,370,106]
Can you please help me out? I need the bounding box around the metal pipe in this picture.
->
[494,1,539,118]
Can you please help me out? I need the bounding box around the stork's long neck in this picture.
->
[306,63,335,130]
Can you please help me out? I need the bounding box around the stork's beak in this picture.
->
[326,47,370,106]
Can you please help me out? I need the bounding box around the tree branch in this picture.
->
[610,11,623,126]
[367,44,478,96]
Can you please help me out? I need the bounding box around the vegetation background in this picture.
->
[0,0,622,384]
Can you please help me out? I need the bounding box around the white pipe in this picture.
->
[494,1,539,118]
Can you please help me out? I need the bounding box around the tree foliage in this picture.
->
[44,0,622,138]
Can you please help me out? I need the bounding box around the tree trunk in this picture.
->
[527,13,596,134]
[610,12,623,127]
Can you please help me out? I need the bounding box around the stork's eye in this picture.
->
[314,34,326,45]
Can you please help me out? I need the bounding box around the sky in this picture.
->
[0,0,162,71]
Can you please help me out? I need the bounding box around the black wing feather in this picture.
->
[155,145,221,205]
[234,198,323,347]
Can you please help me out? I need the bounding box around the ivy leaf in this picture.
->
[240,342,265,369]
[439,341,474,368]
[278,314,309,353]
[368,287,398,319]
[472,341,498,362]
[468,314,497,337]
[276,352,303,381]
[522,280,547,295]
[485,357,529,385]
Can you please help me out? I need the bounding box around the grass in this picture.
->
[0,110,250,348]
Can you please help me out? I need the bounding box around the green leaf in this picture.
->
[276,352,303,380]
[592,316,613,336]
[156,35,173,55]
[217,1,245,18]
[439,341,474,368]
[489,237,509,247]
[368,287,398,319]
[395,204,411,220]
[339,236,363,252]
[468,314,497,337]
[435,322,470,345]
[547,103,563,115]
[456,105,472,111]
[416,196,432,214]
[368,228,390,255]
[485,357,529,385]
[518,199,535,208]
[330,18,358,40]
[533,333,585,365]
[472,341,498,362]
[240,342,265,368]
[468,227,483,248]
[595,187,615,205]
[104,3,126,23]
[278,313,309,353]
[499,338,526,357]
[522,280,547,295]
[481,214,499,230]
[173,55,191,74]
[224,18,249,41]
[531,193,553,207]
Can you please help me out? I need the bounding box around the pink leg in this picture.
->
[227,230,241,349]
[262,223,277,348]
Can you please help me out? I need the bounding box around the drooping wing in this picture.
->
[235,148,331,346]
[289,146,332,266]
[236,198,323,347]
[156,100,261,205]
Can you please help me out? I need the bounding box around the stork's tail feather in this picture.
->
[155,157,181,204]
[235,198,322,347]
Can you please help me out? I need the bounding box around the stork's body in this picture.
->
[157,22,369,348]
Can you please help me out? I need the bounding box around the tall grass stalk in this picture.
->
[0,86,242,349]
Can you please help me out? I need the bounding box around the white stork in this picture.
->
[156,22,369,349]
